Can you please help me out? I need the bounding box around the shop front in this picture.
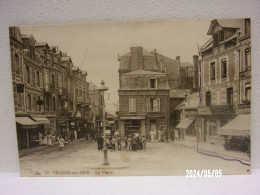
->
[16,116,40,149]
[218,114,250,153]
[175,118,194,139]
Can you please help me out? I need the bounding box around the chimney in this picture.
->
[193,55,199,92]
[130,46,143,71]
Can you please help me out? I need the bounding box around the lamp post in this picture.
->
[97,80,109,165]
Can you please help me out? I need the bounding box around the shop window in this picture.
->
[206,91,211,107]
[129,98,136,112]
[146,98,160,112]
[149,78,157,88]
[210,62,215,81]
[221,59,227,78]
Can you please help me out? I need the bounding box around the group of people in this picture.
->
[96,134,146,152]
[149,129,179,142]
[125,135,146,151]
[39,132,56,146]
[96,135,121,152]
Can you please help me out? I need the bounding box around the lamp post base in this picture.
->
[103,148,109,165]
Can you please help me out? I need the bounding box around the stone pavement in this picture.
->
[171,136,250,163]
[18,138,86,157]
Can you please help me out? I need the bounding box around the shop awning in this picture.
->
[32,117,50,124]
[176,118,194,129]
[218,114,251,136]
[120,116,145,120]
[16,117,39,129]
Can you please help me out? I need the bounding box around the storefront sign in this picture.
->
[119,91,157,96]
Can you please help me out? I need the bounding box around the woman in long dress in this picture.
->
[149,130,155,142]
[59,137,65,151]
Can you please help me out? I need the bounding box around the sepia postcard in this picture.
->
[9,19,251,177]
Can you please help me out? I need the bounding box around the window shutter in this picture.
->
[129,99,132,112]
[133,98,136,112]
[153,99,157,111]
[146,98,150,112]
[156,98,160,112]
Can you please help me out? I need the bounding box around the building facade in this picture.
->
[118,47,170,139]
[198,19,251,151]
[10,26,92,149]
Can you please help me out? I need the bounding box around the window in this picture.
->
[52,97,56,111]
[26,66,30,84]
[245,84,251,101]
[149,78,157,88]
[33,95,37,111]
[15,54,20,74]
[206,91,211,107]
[129,98,136,112]
[146,98,160,112]
[36,71,40,86]
[210,62,216,81]
[245,18,251,35]
[80,90,82,97]
[38,96,41,112]
[45,96,50,111]
[227,88,233,105]
[213,33,219,47]
[221,59,227,78]
[51,74,55,85]
[245,49,251,70]
[27,94,31,111]
[219,31,224,42]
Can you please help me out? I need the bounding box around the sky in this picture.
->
[19,19,212,114]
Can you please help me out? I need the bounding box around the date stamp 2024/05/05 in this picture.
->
[186,169,222,178]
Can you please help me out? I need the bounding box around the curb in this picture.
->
[173,142,250,163]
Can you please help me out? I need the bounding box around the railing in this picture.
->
[240,69,251,80]
[211,105,235,114]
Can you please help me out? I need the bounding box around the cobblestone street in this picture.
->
[19,140,250,176]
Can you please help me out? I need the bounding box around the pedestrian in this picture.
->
[117,137,121,151]
[174,129,179,141]
[39,132,43,145]
[74,130,77,141]
[58,137,65,151]
[127,136,132,151]
[70,131,74,142]
[149,130,155,142]
[132,137,137,151]
[158,130,161,142]
[43,134,47,145]
[165,129,168,142]
[105,137,110,149]
[125,136,128,150]
[111,137,116,152]
[142,136,146,151]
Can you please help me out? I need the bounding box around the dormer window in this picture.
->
[213,31,224,47]
[149,78,157,88]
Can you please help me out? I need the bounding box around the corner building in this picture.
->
[118,47,170,139]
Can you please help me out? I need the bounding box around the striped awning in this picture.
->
[32,117,50,124]
[176,118,194,129]
[16,117,39,129]
[218,114,251,136]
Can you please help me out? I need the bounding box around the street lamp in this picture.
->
[97,80,109,165]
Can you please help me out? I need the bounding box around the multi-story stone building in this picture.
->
[118,47,171,139]
[198,19,251,151]
[35,42,59,136]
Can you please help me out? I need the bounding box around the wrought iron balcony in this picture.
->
[239,69,251,80]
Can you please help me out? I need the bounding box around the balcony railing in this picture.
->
[211,105,235,114]
[240,69,251,80]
